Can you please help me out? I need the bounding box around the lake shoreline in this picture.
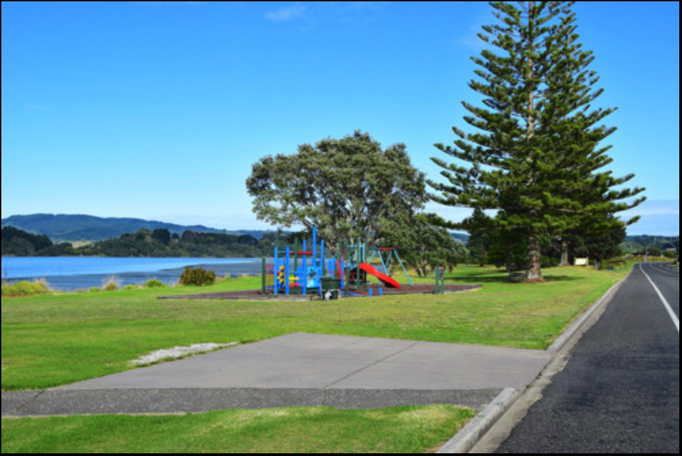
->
[1,257,267,291]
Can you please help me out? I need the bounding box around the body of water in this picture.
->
[0,257,265,291]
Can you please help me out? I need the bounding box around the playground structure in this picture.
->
[262,227,412,298]
[368,247,414,286]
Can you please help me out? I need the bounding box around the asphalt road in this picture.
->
[496,263,679,453]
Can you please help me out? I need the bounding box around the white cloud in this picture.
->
[620,199,679,217]
[265,2,306,22]
[264,2,382,27]
[454,14,491,50]
[619,199,679,235]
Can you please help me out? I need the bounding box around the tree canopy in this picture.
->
[246,131,427,250]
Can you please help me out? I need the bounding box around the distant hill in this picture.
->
[450,232,469,243]
[0,214,250,243]
[621,235,679,254]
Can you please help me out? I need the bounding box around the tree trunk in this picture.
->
[560,239,570,266]
[526,232,543,281]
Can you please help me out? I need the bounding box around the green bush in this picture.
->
[179,267,216,287]
[2,280,49,298]
[604,259,626,269]
[143,279,167,288]
[89,287,101,293]
[102,276,121,291]
[123,285,139,291]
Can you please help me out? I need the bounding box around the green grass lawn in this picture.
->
[1,264,630,453]
[1,405,476,454]
[1,265,628,391]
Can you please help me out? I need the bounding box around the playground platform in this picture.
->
[157,283,482,301]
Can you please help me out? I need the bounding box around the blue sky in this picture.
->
[2,2,679,235]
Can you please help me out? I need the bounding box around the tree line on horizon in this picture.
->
[2,223,677,272]
[0,226,275,258]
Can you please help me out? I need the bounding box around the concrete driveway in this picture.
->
[3,333,550,416]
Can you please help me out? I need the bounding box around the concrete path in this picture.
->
[2,333,550,416]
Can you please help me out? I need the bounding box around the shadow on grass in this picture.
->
[445,267,578,284]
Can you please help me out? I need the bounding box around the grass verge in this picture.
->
[1,405,476,454]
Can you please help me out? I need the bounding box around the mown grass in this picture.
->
[1,405,477,454]
[1,264,632,454]
[1,265,628,391]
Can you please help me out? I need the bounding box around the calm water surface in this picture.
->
[0,257,265,291]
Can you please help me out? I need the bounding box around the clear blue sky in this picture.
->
[2,2,679,235]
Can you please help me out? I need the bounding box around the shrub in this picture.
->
[123,284,139,291]
[216,274,232,283]
[89,287,101,293]
[179,267,216,287]
[604,259,626,269]
[143,279,167,288]
[2,280,49,298]
[102,275,121,291]
[103,282,119,291]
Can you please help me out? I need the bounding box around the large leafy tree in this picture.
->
[246,131,427,249]
[429,1,644,281]
[380,213,468,277]
[460,208,494,267]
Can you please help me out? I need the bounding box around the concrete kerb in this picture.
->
[438,387,519,454]
[546,267,634,356]
[437,268,633,453]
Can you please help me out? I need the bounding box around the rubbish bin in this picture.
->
[321,277,341,300]
[321,277,342,290]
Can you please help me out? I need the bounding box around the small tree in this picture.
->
[152,228,171,245]
[380,213,466,277]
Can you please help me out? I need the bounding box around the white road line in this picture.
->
[640,264,679,332]
[649,263,679,277]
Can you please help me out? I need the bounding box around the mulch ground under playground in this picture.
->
[158,283,481,301]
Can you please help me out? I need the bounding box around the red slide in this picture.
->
[359,263,401,289]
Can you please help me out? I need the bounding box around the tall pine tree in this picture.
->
[429,1,644,281]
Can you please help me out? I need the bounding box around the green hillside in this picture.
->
[0,214,266,243]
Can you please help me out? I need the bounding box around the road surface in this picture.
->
[496,262,679,453]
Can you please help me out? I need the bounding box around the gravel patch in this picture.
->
[131,343,238,365]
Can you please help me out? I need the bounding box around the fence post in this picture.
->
[285,247,290,296]
[274,247,279,295]
[262,257,266,294]
[436,267,445,295]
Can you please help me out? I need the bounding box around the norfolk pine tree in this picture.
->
[429,1,644,281]
[540,5,644,265]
